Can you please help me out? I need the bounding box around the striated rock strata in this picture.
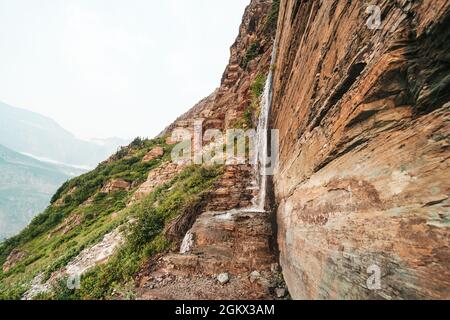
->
[271,0,450,299]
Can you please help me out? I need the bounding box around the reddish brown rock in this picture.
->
[2,249,27,273]
[132,162,184,202]
[137,209,277,300]
[165,136,177,145]
[100,179,131,193]
[271,0,450,299]
[142,147,164,162]
[159,0,274,139]
[136,0,280,300]
[47,213,83,239]
[205,164,255,211]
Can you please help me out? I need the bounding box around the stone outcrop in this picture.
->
[47,213,83,239]
[176,210,275,274]
[23,229,125,300]
[271,0,450,299]
[2,249,27,273]
[142,147,164,162]
[101,179,131,193]
[137,209,280,300]
[132,162,185,202]
[163,164,255,245]
[64,229,124,276]
[159,0,275,138]
[205,164,255,211]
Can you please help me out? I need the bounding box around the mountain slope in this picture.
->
[0,101,128,168]
[0,144,77,239]
[0,137,200,298]
[0,0,281,300]
[1,0,448,301]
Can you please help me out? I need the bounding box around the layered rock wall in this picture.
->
[160,0,275,137]
[271,0,450,299]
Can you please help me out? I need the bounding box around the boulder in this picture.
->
[275,288,286,298]
[2,249,27,273]
[217,273,230,284]
[101,179,131,193]
[249,270,261,283]
[142,147,164,162]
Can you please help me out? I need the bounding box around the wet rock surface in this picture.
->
[137,209,279,300]
[135,0,283,300]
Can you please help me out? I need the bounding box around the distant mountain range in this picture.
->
[0,101,130,239]
[0,144,83,239]
[0,101,129,168]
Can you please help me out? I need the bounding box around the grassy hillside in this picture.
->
[0,136,223,299]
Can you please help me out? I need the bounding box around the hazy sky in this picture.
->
[0,0,249,140]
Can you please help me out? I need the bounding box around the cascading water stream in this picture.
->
[250,44,277,212]
[180,45,277,254]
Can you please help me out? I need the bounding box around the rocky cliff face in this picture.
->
[1,0,448,301]
[0,0,286,300]
[161,0,275,136]
[135,0,284,300]
[271,0,450,299]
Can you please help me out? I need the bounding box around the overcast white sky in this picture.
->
[0,0,249,140]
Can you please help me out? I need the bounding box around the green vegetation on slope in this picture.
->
[264,0,280,36]
[241,42,263,70]
[36,165,223,300]
[235,73,267,129]
[0,137,173,299]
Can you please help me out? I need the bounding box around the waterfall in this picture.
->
[179,46,277,255]
[251,45,277,212]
